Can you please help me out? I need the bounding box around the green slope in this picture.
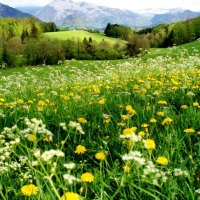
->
[144,40,200,59]
[44,30,126,45]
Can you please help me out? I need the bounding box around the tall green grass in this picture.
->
[0,52,199,199]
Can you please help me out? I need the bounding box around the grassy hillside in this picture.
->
[0,51,199,199]
[44,30,126,45]
[145,40,200,59]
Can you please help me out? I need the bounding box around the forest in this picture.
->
[1,16,200,67]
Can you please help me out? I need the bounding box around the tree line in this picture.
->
[1,16,200,68]
[0,18,125,67]
[104,17,200,56]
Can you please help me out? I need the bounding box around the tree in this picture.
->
[127,34,150,56]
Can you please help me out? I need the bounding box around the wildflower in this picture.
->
[43,136,53,142]
[117,122,125,127]
[69,121,85,134]
[81,172,94,183]
[144,139,156,150]
[141,123,149,128]
[123,127,137,136]
[104,118,111,123]
[121,115,130,120]
[126,105,137,115]
[156,156,169,165]
[41,150,64,162]
[60,192,80,200]
[150,118,157,123]
[75,145,87,155]
[77,118,87,124]
[17,99,24,104]
[181,105,188,109]
[27,134,37,142]
[138,131,145,137]
[184,128,195,134]
[122,151,145,165]
[0,98,5,102]
[162,117,173,125]
[63,174,81,185]
[38,100,46,107]
[158,100,167,105]
[64,163,76,170]
[123,165,131,173]
[95,152,106,160]
[21,184,39,196]
[98,98,106,105]
[193,102,199,107]
[156,111,165,116]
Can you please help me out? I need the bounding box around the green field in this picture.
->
[0,48,200,199]
[44,30,126,45]
[145,40,200,59]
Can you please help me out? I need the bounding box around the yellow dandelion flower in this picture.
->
[123,127,137,136]
[184,128,195,134]
[38,100,46,107]
[21,184,39,196]
[0,98,5,102]
[60,192,80,200]
[162,117,173,125]
[37,107,43,112]
[193,102,199,107]
[125,105,137,115]
[144,139,156,150]
[92,85,100,94]
[138,131,145,137]
[28,100,34,104]
[43,136,53,142]
[81,172,94,183]
[123,165,131,173]
[117,122,125,127]
[98,98,106,105]
[69,92,74,97]
[27,134,37,142]
[141,123,149,128]
[77,118,87,124]
[133,84,139,89]
[156,156,169,165]
[150,118,157,123]
[181,105,188,109]
[17,99,24,104]
[104,118,111,124]
[95,152,106,161]
[158,100,167,105]
[75,145,87,155]
[156,111,165,116]
[121,115,131,120]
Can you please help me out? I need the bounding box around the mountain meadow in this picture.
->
[0,1,200,199]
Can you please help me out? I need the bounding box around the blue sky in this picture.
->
[2,0,200,11]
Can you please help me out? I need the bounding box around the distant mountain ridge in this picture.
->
[0,3,32,18]
[151,10,200,25]
[35,0,151,29]
[1,0,200,29]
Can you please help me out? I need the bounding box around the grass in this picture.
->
[44,30,126,45]
[144,40,200,59]
[0,50,200,199]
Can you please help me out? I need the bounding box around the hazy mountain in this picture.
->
[151,10,200,26]
[16,6,43,15]
[0,3,32,18]
[35,0,150,29]
[17,0,200,29]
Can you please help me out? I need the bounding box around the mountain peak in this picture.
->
[0,2,32,18]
